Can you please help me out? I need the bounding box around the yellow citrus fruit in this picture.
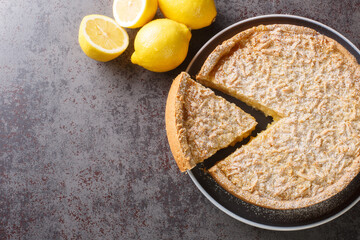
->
[78,15,129,62]
[113,0,158,28]
[158,0,217,30]
[131,19,191,72]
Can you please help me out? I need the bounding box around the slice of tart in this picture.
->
[197,24,360,209]
[165,72,257,172]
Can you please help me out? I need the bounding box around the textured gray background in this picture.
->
[0,0,359,239]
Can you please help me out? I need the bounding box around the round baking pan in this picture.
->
[186,14,360,231]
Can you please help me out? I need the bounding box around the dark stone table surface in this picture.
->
[0,0,359,239]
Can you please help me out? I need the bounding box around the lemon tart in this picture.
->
[197,24,360,209]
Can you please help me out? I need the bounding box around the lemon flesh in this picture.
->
[79,15,129,62]
[158,0,217,30]
[113,0,158,28]
[131,19,191,72]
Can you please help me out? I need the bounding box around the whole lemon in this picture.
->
[131,19,192,72]
[158,0,217,30]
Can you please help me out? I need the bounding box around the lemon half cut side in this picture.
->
[79,14,129,62]
[113,0,158,28]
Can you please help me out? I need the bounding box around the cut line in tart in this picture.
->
[165,72,257,172]
[196,24,360,209]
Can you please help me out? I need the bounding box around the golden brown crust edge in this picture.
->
[209,157,360,209]
[196,24,359,81]
[196,26,254,80]
[165,72,194,172]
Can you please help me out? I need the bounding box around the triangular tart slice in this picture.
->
[165,72,257,172]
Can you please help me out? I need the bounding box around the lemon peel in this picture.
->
[158,0,217,30]
[131,19,191,72]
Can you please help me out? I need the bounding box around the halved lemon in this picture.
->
[78,14,129,62]
[113,0,158,28]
